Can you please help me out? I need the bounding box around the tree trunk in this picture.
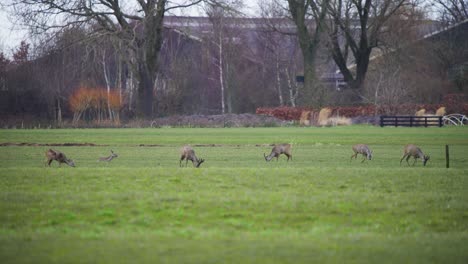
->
[136,64,154,118]
[276,55,284,106]
[56,97,62,126]
[287,0,329,107]
[301,56,319,105]
[218,33,226,115]
[102,53,113,121]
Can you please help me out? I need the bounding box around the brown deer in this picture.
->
[45,149,75,167]
[351,144,373,163]
[400,144,430,166]
[98,150,118,162]
[180,145,205,168]
[264,143,292,162]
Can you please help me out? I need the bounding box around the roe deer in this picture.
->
[45,149,75,167]
[351,144,373,163]
[180,145,205,168]
[98,150,118,162]
[400,144,430,166]
[264,143,292,162]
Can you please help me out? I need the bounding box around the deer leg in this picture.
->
[351,153,356,161]
[361,155,366,163]
[185,159,189,167]
[412,158,417,166]
[400,154,407,165]
[47,159,52,167]
[286,154,290,162]
[179,158,183,167]
[406,155,411,166]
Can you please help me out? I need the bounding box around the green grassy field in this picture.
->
[1,126,467,263]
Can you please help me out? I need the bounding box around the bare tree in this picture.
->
[205,3,244,114]
[287,0,330,106]
[257,1,303,107]
[7,0,213,118]
[325,0,409,91]
[431,0,468,24]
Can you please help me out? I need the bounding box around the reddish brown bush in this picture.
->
[256,103,468,121]
[69,87,122,124]
[256,107,312,120]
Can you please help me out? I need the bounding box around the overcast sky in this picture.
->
[0,1,258,57]
[0,7,28,55]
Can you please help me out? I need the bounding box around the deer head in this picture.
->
[66,159,76,167]
[196,158,205,168]
[423,155,430,166]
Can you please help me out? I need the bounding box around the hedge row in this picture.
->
[256,104,468,121]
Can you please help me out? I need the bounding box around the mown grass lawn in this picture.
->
[0,126,467,263]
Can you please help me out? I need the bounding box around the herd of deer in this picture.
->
[44,143,430,168]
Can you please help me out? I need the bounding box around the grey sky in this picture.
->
[0,1,257,56]
[0,7,28,54]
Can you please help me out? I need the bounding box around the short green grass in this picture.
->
[0,126,467,263]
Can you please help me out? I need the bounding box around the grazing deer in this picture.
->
[400,144,430,166]
[351,144,373,163]
[180,145,205,168]
[45,149,75,167]
[98,150,118,162]
[264,143,292,162]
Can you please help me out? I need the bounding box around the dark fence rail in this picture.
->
[380,116,443,127]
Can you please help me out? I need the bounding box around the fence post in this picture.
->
[446,145,450,168]
[380,116,384,127]
[410,116,413,127]
[439,116,443,127]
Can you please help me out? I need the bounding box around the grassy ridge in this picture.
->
[0,127,468,263]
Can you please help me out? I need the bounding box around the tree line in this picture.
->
[0,0,466,125]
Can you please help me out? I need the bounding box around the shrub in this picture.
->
[69,87,122,125]
[318,108,332,126]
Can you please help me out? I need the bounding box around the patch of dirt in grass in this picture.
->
[0,142,108,147]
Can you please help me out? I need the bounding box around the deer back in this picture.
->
[265,143,291,161]
[404,144,424,158]
[46,149,75,167]
[353,144,372,157]
[98,150,118,162]
[181,146,196,160]
[46,149,57,160]
[274,143,291,154]
[181,146,204,167]
[404,144,429,165]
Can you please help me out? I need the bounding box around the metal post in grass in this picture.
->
[446,145,450,168]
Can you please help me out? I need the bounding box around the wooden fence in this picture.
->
[380,116,443,127]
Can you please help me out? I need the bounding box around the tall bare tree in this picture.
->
[205,2,244,114]
[7,0,211,118]
[325,0,409,91]
[286,0,330,106]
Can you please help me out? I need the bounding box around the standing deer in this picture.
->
[98,150,118,162]
[45,149,75,167]
[180,145,205,168]
[400,144,430,166]
[264,143,292,162]
[351,144,373,163]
